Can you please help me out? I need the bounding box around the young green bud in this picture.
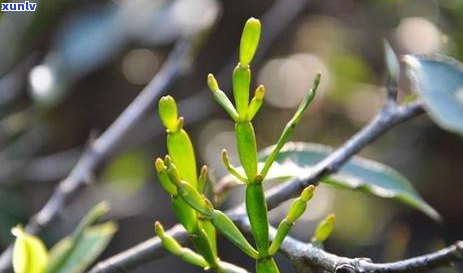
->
[159,96,178,132]
[233,65,251,119]
[178,181,213,216]
[198,165,208,192]
[155,222,208,268]
[248,85,265,120]
[285,185,315,223]
[155,158,177,195]
[239,18,261,66]
[384,40,400,85]
[207,73,219,91]
[286,199,307,224]
[165,160,181,186]
[300,185,315,202]
[155,221,186,256]
[175,117,185,132]
[314,213,336,243]
[154,221,166,237]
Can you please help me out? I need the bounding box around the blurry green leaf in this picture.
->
[404,55,463,135]
[45,238,74,273]
[384,41,400,84]
[102,150,149,192]
[50,222,117,273]
[12,226,48,273]
[45,202,111,273]
[328,54,374,103]
[313,214,336,243]
[259,142,441,221]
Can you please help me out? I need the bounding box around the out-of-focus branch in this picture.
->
[0,39,193,272]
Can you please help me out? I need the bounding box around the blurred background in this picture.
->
[0,0,462,272]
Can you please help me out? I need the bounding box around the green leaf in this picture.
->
[12,226,48,273]
[259,142,441,221]
[404,54,463,135]
[50,222,117,273]
[383,40,400,84]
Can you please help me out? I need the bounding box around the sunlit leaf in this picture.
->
[404,54,463,135]
[12,226,48,273]
[259,142,441,221]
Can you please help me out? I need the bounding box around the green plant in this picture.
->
[11,203,117,273]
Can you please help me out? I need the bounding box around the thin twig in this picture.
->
[0,39,193,273]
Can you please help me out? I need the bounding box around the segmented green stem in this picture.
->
[260,73,320,179]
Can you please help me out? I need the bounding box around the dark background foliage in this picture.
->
[0,0,462,272]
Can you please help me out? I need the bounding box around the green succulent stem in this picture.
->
[268,220,292,256]
[221,149,247,183]
[155,222,209,268]
[208,74,239,121]
[233,65,251,119]
[235,121,258,180]
[259,73,320,179]
[268,185,315,254]
[256,257,280,273]
[245,181,269,257]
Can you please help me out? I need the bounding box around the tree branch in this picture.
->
[278,233,463,273]
[0,39,194,273]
